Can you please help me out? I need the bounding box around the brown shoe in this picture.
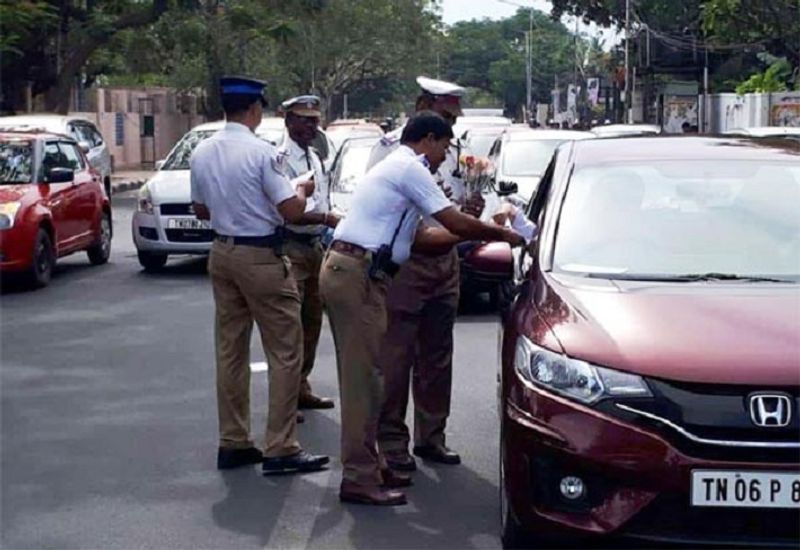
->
[381,468,413,489]
[298,393,335,410]
[413,444,461,465]
[384,450,417,472]
[339,481,407,506]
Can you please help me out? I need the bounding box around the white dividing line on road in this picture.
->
[250,361,269,373]
[263,468,332,550]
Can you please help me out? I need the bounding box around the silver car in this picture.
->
[0,114,113,197]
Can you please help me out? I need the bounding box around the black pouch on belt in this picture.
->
[368,211,407,281]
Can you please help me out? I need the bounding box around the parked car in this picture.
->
[135,118,323,271]
[724,126,800,139]
[326,124,384,158]
[487,129,594,204]
[492,136,800,547]
[461,126,507,158]
[0,114,113,198]
[453,115,513,141]
[328,135,381,214]
[0,130,112,287]
[591,123,662,138]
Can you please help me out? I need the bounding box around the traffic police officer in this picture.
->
[190,76,328,475]
[321,111,523,506]
[367,77,477,471]
[277,95,339,411]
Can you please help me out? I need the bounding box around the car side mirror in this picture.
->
[46,167,74,184]
[497,180,518,196]
[78,141,91,154]
[155,159,166,170]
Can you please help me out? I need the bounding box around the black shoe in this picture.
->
[298,393,335,410]
[384,451,417,472]
[413,444,461,465]
[297,411,305,424]
[217,446,263,470]
[262,450,330,475]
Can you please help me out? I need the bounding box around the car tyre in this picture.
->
[29,229,55,288]
[87,212,112,265]
[500,421,528,549]
[137,251,168,272]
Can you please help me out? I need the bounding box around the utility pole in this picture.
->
[624,0,631,123]
[527,7,533,122]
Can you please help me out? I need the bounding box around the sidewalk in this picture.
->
[111,169,155,195]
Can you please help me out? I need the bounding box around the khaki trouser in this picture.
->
[378,248,460,454]
[320,250,389,488]
[285,239,324,398]
[208,240,303,458]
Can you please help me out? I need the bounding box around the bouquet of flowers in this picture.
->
[459,154,495,195]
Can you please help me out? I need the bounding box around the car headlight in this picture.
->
[0,202,22,230]
[137,185,154,214]
[514,335,651,404]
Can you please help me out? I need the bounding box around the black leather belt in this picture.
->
[284,230,322,245]
[215,234,281,248]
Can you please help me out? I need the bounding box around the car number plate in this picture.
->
[691,470,800,509]
[167,218,210,230]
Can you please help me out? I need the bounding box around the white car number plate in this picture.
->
[692,470,800,509]
[167,218,210,230]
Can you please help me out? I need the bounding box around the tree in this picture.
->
[701,0,800,64]
[441,9,580,116]
[0,0,169,113]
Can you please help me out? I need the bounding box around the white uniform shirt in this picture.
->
[278,134,328,235]
[367,126,466,204]
[333,145,451,265]
[190,122,294,237]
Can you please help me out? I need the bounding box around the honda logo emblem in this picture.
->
[748,393,792,428]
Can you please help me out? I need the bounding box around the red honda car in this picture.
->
[0,130,112,287]
[496,137,800,547]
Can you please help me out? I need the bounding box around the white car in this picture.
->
[724,126,800,139]
[0,114,113,197]
[486,128,594,206]
[132,119,287,271]
[590,123,662,138]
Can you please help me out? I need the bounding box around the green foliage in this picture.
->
[735,57,793,94]
[0,0,57,56]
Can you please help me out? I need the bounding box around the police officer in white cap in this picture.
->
[277,95,339,412]
[190,76,328,475]
[366,76,484,473]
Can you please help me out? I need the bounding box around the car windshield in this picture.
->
[0,139,34,184]
[257,128,284,145]
[334,141,376,193]
[465,133,500,157]
[162,130,217,170]
[554,161,800,279]
[502,140,563,177]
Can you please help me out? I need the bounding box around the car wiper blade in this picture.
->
[674,272,794,283]
[586,272,795,283]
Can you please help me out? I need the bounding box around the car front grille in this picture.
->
[623,493,800,546]
[598,380,800,463]
[164,229,214,243]
[159,203,193,215]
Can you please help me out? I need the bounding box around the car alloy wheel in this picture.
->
[87,213,112,265]
[30,229,54,288]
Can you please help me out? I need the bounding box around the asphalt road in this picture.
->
[1,192,504,550]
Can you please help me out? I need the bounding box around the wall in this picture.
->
[69,87,205,170]
[707,91,800,133]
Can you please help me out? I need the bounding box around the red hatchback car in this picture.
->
[497,137,800,547]
[0,130,112,287]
